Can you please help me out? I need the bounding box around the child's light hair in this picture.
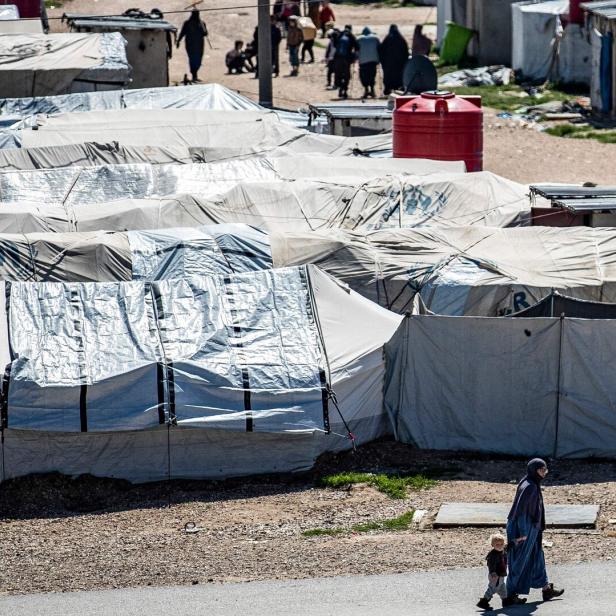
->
[490,533,506,546]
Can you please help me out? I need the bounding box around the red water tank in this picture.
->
[569,0,584,24]
[393,91,483,172]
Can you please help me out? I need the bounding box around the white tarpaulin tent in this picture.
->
[0,265,402,481]
[14,109,394,158]
[385,314,616,458]
[0,32,130,98]
[0,142,193,170]
[0,171,530,233]
[512,0,567,81]
[276,225,616,316]
[0,83,307,128]
[511,1,592,84]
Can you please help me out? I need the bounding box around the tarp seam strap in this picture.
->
[223,275,253,432]
[302,266,330,433]
[149,282,174,425]
[68,288,88,432]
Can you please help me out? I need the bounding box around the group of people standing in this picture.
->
[326,24,420,99]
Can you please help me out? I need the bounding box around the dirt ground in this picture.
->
[1,442,615,596]
[48,1,616,185]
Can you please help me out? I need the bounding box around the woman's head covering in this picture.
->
[362,26,371,36]
[527,458,548,483]
[190,9,200,19]
[389,24,400,36]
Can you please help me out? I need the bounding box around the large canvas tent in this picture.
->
[0,32,130,98]
[0,224,271,282]
[0,167,523,234]
[272,225,616,315]
[13,109,394,158]
[0,265,402,481]
[384,313,616,458]
[0,83,307,128]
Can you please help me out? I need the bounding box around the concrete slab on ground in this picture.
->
[434,502,599,528]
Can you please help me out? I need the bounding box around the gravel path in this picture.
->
[1,445,615,596]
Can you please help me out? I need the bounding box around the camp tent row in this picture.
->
[0,265,402,481]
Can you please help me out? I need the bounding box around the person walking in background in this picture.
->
[357,26,379,98]
[411,24,432,57]
[286,16,303,76]
[177,9,208,82]
[319,0,335,37]
[333,25,357,99]
[270,14,282,77]
[323,27,339,89]
[505,459,565,607]
[300,16,317,63]
[378,24,408,95]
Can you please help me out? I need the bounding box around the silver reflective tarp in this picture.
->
[0,224,270,282]
[6,266,327,433]
[0,166,521,236]
[0,83,307,129]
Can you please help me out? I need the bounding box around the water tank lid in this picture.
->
[420,90,455,99]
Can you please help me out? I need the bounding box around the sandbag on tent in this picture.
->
[0,265,402,481]
[0,32,130,98]
[0,83,307,129]
[384,314,616,458]
[272,225,616,315]
[0,225,271,282]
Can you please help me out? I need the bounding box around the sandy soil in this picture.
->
[48,0,616,185]
[1,443,615,596]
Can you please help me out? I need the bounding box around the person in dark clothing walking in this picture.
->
[177,9,208,82]
[333,25,357,99]
[378,24,408,95]
[270,14,282,77]
[504,459,565,607]
[323,28,339,88]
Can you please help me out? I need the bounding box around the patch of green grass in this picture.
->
[318,472,436,499]
[303,510,415,537]
[302,528,346,537]
[445,84,571,112]
[44,0,62,8]
[545,124,616,144]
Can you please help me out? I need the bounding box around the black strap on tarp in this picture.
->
[1,363,11,431]
[224,276,253,432]
[79,384,88,432]
[150,283,176,425]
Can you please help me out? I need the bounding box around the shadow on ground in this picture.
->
[1,438,614,520]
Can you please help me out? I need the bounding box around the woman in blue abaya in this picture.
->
[505,459,565,606]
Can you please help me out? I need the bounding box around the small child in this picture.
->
[476,533,508,611]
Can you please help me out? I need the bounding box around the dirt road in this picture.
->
[48,1,616,185]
